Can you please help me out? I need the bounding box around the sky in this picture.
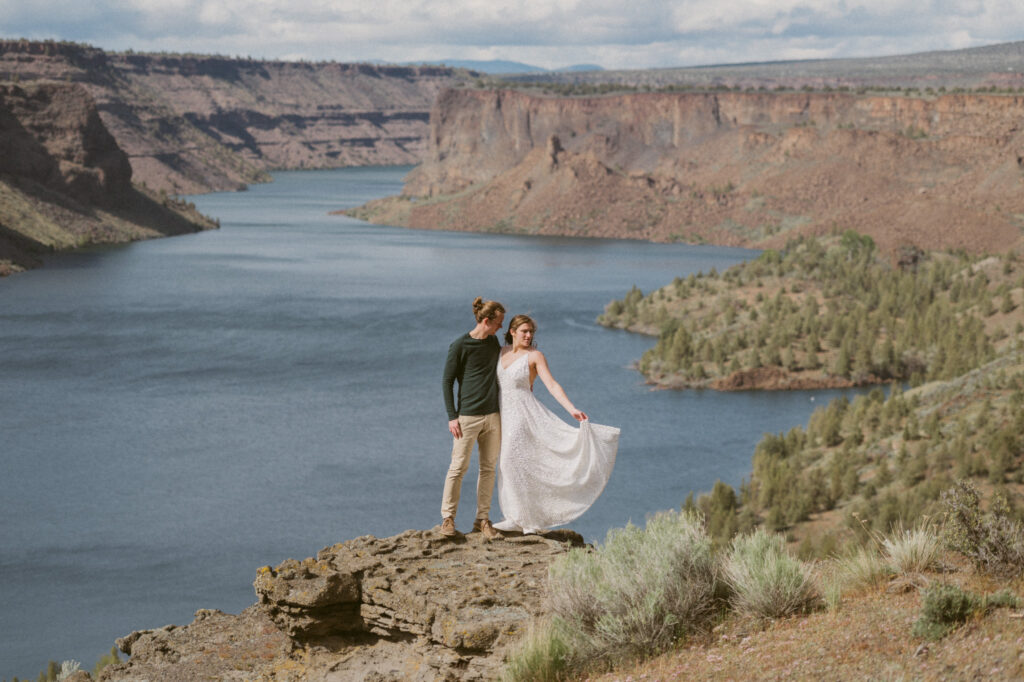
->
[1,0,1022,70]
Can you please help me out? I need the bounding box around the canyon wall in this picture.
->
[0,81,214,274]
[1,41,468,193]
[374,88,1024,255]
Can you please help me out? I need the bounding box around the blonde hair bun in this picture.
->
[472,297,505,322]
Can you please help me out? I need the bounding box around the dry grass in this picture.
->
[882,522,943,575]
[587,553,1024,681]
[832,544,892,593]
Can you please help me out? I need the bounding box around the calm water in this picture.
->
[0,167,856,675]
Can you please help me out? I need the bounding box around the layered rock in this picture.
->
[360,88,1024,255]
[0,82,215,274]
[1,40,468,193]
[103,527,584,681]
[0,81,131,205]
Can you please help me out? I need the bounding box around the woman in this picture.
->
[493,314,619,534]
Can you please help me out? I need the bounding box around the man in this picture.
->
[440,297,505,539]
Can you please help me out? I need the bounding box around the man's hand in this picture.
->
[448,418,462,439]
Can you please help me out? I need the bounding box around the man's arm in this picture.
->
[442,341,462,437]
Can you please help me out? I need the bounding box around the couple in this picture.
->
[440,297,619,538]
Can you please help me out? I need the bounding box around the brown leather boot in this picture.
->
[440,517,457,537]
[473,518,503,540]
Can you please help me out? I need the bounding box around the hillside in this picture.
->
[1,40,469,193]
[578,241,1024,681]
[596,555,1024,680]
[630,240,1022,542]
[349,87,1024,256]
[0,81,214,275]
[598,233,1017,390]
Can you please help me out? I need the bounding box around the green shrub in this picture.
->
[547,509,720,665]
[983,588,1021,610]
[93,646,121,677]
[913,582,1019,641]
[723,528,821,619]
[941,481,1024,577]
[912,582,980,640]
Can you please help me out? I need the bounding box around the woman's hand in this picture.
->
[571,409,588,421]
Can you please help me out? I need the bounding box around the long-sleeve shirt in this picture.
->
[442,333,501,421]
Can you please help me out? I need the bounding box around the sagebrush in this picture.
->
[941,480,1024,577]
[547,509,720,666]
[724,528,821,618]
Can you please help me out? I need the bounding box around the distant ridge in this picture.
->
[501,39,1024,89]
[403,59,604,74]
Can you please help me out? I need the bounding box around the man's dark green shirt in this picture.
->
[443,333,501,421]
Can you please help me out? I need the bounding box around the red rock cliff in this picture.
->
[392,88,1024,254]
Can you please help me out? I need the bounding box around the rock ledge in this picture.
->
[103,526,584,681]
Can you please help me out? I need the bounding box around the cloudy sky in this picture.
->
[1,0,1021,70]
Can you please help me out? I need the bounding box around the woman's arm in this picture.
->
[531,350,588,421]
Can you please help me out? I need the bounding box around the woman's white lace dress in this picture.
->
[493,352,619,534]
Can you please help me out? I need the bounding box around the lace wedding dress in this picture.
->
[493,352,619,534]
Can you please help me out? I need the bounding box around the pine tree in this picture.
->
[833,342,852,378]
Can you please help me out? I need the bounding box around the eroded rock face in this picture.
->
[0,81,215,275]
[0,82,131,206]
[390,88,1024,255]
[105,527,584,681]
[1,41,468,193]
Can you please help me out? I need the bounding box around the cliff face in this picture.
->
[103,527,584,681]
[386,88,1024,254]
[0,82,215,274]
[1,41,467,193]
[0,81,131,205]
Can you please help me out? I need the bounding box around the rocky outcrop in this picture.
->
[0,81,215,275]
[1,40,469,193]
[0,81,131,205]
[103,526,584,681]
[365,88,1024,255]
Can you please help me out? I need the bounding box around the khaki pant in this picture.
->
[441,412,501,521]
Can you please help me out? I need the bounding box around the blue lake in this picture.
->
[0,166,857,676]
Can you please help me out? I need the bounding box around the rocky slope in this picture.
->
[351,88,1024,255]
[99,527,583,681]
[0,81,214,274]
[1,40,468,193]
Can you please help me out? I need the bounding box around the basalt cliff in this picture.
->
[97,527,583,681]
[1,40,468,194]
[350,88,1024,255]
[0,81,214,275]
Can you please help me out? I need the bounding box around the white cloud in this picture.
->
[1,0,1022,69]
